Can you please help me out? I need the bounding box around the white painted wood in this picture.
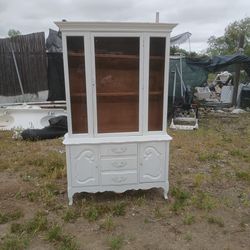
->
[70,145,99,187]
[55,22,177,33]
[101,171,137,186]
[62,33,73,135]
[84,32,94,136]
[64,133,172,145]
[142,33,150,133]
[55,21,176,205]
[163,33,171,131]
[139,142,165,183]
[100,157,137,171]
[100,143,137,156]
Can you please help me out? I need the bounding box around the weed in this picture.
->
[0,210,23,224]
[0,233,29,250]
[25,212,48,234]
[108,235,124,250]
[239,221,247,231]
[10,223,25,234]
[230,149,249,162]
[184,232,192,241]
[62,208,79,223]
[112,202,126,216]
[235,171,250,182]
[192,191,216,211]
[28,151,66,179]
[60,235,79,250]
[170,187,190,212]
[193,173,205,187]
[85,206,99,221]
[207,216,224,227]
[100,215,115,231]
[14,191,22,200]
[46,224,79,250]
[134,195,146,207]
[183,213,195,225]
[198,152,220,162]
[27,191,39,202]
[46,224,63,242]
[238,192,250,206]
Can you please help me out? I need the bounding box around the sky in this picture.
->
[0,0,249,53]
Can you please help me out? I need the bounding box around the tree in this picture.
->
[206,17,250,56]
[8,29,21,38]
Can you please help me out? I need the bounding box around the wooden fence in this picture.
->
[0,32,48,96]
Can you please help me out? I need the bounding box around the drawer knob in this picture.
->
[112,161,127,168]
[111,147,127,154]
[112,176,127,183]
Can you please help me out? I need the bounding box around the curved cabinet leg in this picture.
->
[69,196,73,206]
[68,189,73,206]
[163,181,169,200]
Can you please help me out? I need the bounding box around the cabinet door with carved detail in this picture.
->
[139,142,166,183]
[70,145,98,186]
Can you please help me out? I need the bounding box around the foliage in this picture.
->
[170,45,202,58]
[8,29,21,38]
[207,17,250,56]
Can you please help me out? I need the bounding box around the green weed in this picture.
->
[183,213,195,225]
[112,202,126,216]
[85,206,99,221]
[170,187,190,212]
[198,152,220,162]
[0,233,29,250]
[207,216,225,227]
[235,171,250,182]
[25,212,48,234]
[62,208,79,223]
[0,210,23,224]
[192,191,216,211]
[100,215,115,231]
[108,235,124,250]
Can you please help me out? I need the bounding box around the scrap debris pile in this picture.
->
[194,71,250,110]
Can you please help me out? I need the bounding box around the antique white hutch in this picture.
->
[55,21,176,205]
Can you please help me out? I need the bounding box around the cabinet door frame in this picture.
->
[62,32,94,137]
[90,32,144,137]
[142,32,171,134]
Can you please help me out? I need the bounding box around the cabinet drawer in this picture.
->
[101,171,137,185]
[100,143,137,156]
[101,158,137,171]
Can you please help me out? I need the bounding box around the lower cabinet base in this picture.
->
[64,136,171,205]
[68,182,169,205]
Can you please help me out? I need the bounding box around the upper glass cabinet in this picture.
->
[94,37,140,133]
[65,33,169,136]
[148,37,166,131]
[67,36,88,134]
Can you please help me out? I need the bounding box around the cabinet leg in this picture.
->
[69,196,73,206]
[163,189,168,200]
[163,181,169,200]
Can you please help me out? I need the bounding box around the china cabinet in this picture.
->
[55,21,176,205]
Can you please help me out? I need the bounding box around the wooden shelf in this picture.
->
[68,52,164,60]
[71,91,162,97]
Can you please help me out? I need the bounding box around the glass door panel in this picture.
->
[94,37,140,133]
[67,36,88,133]
[148,37,166,131]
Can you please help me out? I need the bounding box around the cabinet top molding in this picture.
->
[55,21,177,33]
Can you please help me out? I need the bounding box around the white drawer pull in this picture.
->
[111,147,127,154]
[112,161,127,168]
[112,176,127,183]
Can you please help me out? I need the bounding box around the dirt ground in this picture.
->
[0,113,250,250]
